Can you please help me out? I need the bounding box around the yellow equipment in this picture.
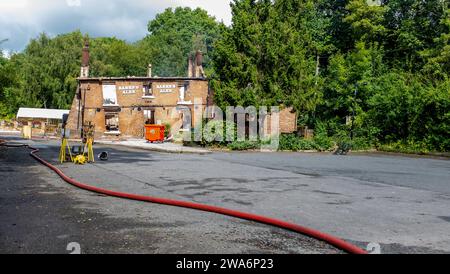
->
[73,154,87,165]
[59,136,73,163]
[81,122,95,163]
[59,122,94,165]
[83,137,95,163]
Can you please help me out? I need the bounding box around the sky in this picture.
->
[0,0,233,53]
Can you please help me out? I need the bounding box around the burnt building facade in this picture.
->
[66,39,297,140]
[66,39,210,139]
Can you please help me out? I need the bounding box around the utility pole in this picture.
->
[350,82,367,140]
[350,86,357,140]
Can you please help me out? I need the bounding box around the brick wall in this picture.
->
[262,107,298,136]
[65,78,297,139]
[279,107,297,133]
[66,78,209,139]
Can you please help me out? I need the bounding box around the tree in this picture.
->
[17,32,83,109]
[383,0,448,71]
[1,2,448,152]
[212,0,329,119]
[420,3,450,80]
[0,53,27,118]
[344,0,387,44]
[138,7,224,77]
[90,37,143,77]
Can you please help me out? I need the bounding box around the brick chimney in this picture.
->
[195,50,205,78]
[80,38,89,78]
[187,50,205,78]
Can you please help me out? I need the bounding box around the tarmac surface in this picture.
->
[1,136,449,254]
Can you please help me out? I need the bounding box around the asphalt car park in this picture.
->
[1,137,449,253]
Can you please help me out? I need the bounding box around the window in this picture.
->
[105,113,119,132]
[102,85,118,106]
[143,85,153,98]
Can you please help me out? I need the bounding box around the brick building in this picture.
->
[66,40,210,139]
[66,39,297,140]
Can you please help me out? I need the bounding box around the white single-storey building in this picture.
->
[16,108,70,137]
[17,108,69,124]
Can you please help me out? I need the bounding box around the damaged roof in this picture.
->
[77,76,207,82]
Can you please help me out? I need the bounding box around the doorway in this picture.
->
[144,109,155,125]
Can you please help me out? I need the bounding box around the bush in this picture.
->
[185,119,236,147]
[227,141,260,151]
[279,134,318,151]
[313,122,334,151]
[163,123,171,138]
[201,119,236,143]
[378,140,431,154]
[351,137,372,151]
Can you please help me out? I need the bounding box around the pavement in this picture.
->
[1,136,449,254]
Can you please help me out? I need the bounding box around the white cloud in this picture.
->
[0,0,29,9]
[0,0,232,52]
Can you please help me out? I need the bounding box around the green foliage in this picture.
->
[191,119,237,146]
[90,37,143,77]
[378,141,433,155]
[279,134,317,151]
[278,130,333,152]
[138,7,224,77]
[211,0,327,114]
[312,122,334,151]
[344,0,387,43]
[366,73,450,151]
[0,31,146,114]
[0,7,223,117]
[383,0,449,72]
[0,53,21,117]
[163,123,171,138]
[227,140,260,150]
[1,1,448,153]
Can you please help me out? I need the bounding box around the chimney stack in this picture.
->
[188,55,193,78]
[187,51,205,78]
[195,50,205,78]
[195,50,203,66]
[80,38,90,78]
[147,64,152,77]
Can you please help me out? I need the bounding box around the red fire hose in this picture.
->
[1,140,367,254]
